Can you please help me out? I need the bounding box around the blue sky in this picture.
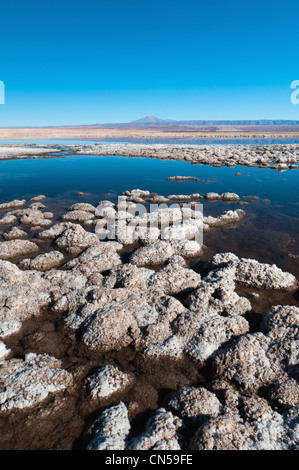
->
[0,0,298,126]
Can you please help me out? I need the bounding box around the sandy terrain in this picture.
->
[1,126,299,141]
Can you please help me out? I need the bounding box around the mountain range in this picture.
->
[104,116,299,127]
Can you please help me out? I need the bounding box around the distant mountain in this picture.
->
[129,116,177,125]
[102,116,299,127]
[3,117,299,130]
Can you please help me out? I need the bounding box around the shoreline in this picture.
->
[1,127,299,141]
[0,143,299,170]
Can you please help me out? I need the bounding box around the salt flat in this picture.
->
[0,147,57,159]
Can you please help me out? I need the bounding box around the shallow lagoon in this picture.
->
[0,141,298,450]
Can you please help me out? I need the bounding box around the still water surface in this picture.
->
[0,140,298,278]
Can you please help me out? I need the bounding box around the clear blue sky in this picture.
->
[0,0,298,126]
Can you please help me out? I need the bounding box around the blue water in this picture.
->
[0,148,298,277]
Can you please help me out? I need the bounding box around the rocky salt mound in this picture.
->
[0,353,73,412]
[0,240,39,260]
[94,192,245,253]
[207,252,296,289]
[0,194,298,450]
[86,365,134,402]
[19,251,65,271]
